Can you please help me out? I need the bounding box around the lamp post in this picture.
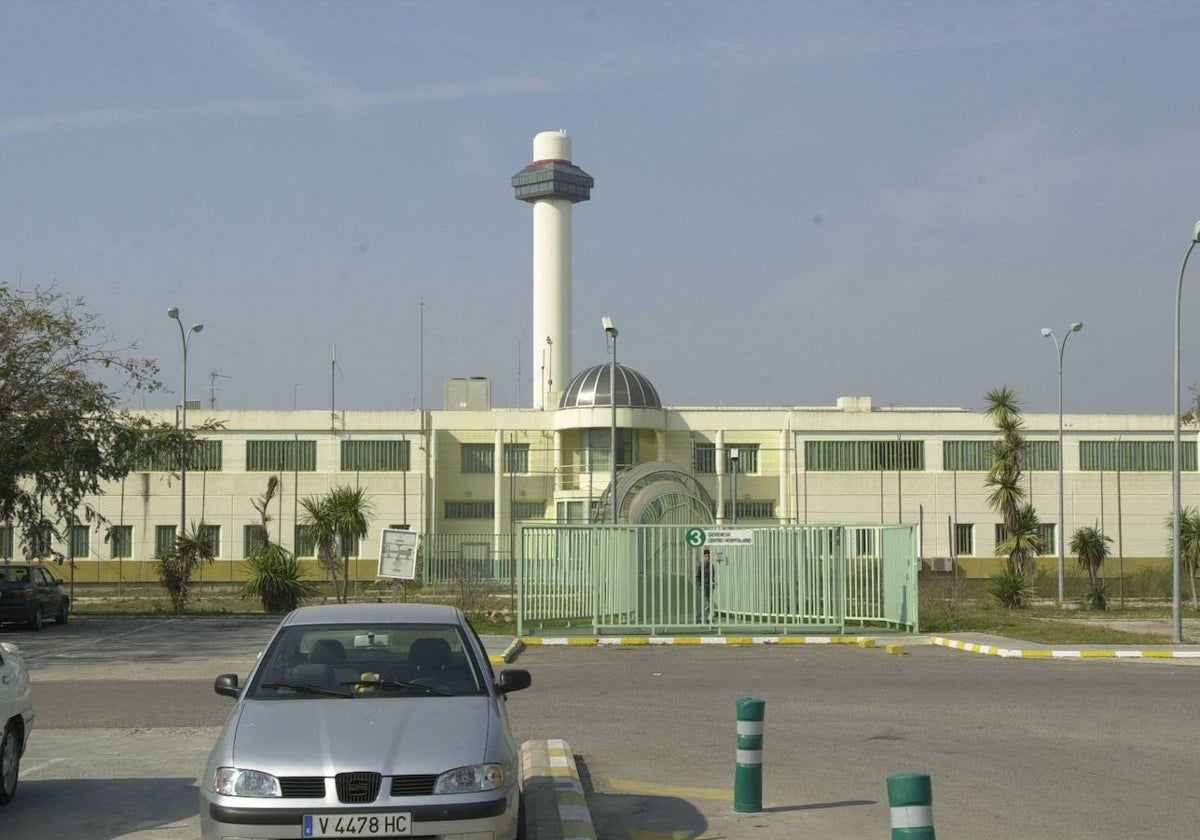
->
[730,448,740,525]
[1172,222,1200,643]
[603,317,618,524]
[1041,321,1083,604]
[167,307,204,541]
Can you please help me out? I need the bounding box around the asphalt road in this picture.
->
[3,617,1200,839]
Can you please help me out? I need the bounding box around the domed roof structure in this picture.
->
[559,363,662,410]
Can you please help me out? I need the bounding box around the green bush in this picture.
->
[241,542,320,613]
[988,566,1036,609]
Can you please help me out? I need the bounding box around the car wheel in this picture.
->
[28,607,42,632]
[55,599,69,625]
[0,720,19,805]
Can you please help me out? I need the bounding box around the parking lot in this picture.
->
[4,617,1200,838]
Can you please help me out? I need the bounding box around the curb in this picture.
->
[489,638,526,665]
[929,636,1200,659]
[520,634,882,648]
[521,739,596,840]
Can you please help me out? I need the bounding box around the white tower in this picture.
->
[512,130,594,409]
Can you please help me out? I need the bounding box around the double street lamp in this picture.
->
[1041,321,1083,604]
[1172,223,1200,644]
[167,307,204,541]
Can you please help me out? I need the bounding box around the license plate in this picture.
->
[302,812,411,837]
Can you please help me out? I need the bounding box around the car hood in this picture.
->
[229,696,495,776]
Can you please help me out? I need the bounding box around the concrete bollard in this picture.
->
[734,697,765,813]
[887,772,935,838]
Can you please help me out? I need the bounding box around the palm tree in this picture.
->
[984,387,1039,575]
[326,485,374,603]
[154,523,216,612]
[1167,506,1200,608]
[299,494,342,602]
[300,485,373,604]
[243,476,317,613]
[1070,525,1111,610]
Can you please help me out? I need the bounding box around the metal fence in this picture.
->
[422,533,515,586]
[516,523,918,635]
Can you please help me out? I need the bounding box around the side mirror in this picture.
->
[496,669,531,694]
[214,673,240,698]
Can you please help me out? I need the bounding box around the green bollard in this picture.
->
[887,772,935,839]
[734,696,765,813]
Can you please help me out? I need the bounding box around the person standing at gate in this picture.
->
[695,549,715,623]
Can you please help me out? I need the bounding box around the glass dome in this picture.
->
[559,363,662,409]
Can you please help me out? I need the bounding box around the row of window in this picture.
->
[126,437,1199,476]
[0,524,373,561]
[951,523,1057,556]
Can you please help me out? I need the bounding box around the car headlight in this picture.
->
[213,767,283,797]
[434,764,504,793]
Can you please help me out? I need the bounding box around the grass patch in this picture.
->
[921,605,1175,645]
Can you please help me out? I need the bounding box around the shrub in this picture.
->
[988,566,1035,609]
[242,542,319,613]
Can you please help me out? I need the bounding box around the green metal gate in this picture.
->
[517,523,918,635]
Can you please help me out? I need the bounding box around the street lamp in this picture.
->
[729,448,740,525]
[1041,320,1083,604]
[603,317,618,524]
[1172,222,1200,643]
[167,307,204,541]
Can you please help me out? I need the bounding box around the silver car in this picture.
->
[200,603,530,840]
[0,640,34,806]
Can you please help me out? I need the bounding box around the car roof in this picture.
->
[279,602,466,627]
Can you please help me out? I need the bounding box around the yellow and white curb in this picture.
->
[489,638,525,665]
[929,636,1200,660]
[521,634,882,648]
[546,739,597,840]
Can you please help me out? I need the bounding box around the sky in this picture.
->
[4,1,1200,416]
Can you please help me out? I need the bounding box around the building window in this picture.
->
[696,444,760,475]
[155,525,176,557]
[336,534,361,558]
[584,428,634,472]
[954,523,974,556]
[246,440,316,472]
[512,501,546,520]
[131,439,223,472]
[461,444,494,474]
[943,440,1058,471]
[200,524,221,558]
[69,525,90,559]
[0,526,11,560]
[943,441,992,471]
[28,527,52,559]
[1080,440,1197,471]
[109,525,133,559]
[295,525,315,558]
[1025,441,1059,471]
[556,500,588,524]
[445,501,495,519]
[244,525,268,558]
[734,500,773,519]
[994,523,1055,556]
[805,440,925,471]
[341,439,410,471]
[504,443,530,474]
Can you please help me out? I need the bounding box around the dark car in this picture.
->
[0,565,69,630]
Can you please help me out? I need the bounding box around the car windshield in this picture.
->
[0,568,29,583]
[247,622,486,700]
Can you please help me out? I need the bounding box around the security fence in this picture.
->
[516,523,918,635]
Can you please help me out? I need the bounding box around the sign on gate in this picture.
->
[685,528,755,547]
[377,529,420,580]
